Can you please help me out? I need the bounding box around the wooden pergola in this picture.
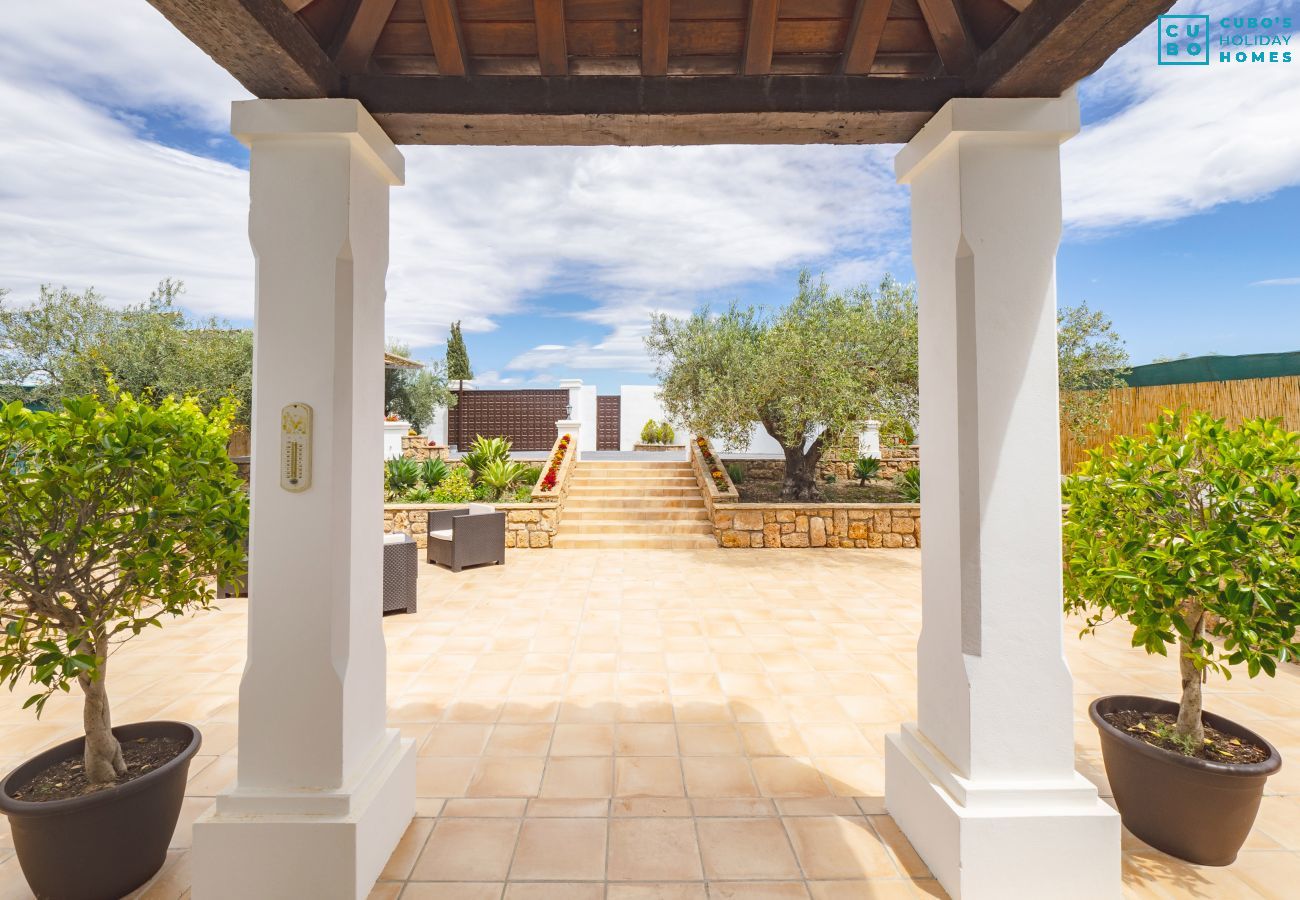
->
[145,4,1175,899]
[150,0,1169,144]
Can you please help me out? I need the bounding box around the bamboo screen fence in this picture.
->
[1060,375,1300,472]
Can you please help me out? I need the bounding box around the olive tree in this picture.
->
[647,273,918,500]
[1058,301,1129,446]
[1063,411,1300,745]
[385,343,452,433]
[0,392,248,782]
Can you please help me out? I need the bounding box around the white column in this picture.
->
[193,100,415,900]
[556,418,583,461]
[858,419,882,460]
[884,90,1119,900]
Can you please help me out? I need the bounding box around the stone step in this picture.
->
[562,507,711,522]
[562,519,716,536]
[564,496,707,510]
[552,533,719,550]
[578,462,693,472]
[576,473,698,484]
[567,485,703,498]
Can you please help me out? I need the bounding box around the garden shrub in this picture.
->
[431,466,475,503]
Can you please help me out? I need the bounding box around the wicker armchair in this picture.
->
[427,504,506,572]
[383,533,418,614]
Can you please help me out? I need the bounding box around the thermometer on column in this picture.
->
[280,403,312,492]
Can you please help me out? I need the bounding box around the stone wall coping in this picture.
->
[714,501,920,511]
[384,501,560,511]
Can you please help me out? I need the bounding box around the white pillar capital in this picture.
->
[232,98,405,185]
[885,91,1118,900]
[895,89,1079,185]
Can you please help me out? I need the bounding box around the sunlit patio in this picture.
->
[2,548,1298,899]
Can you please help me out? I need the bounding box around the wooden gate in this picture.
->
[597,395,621,451]
[448,388,569,451]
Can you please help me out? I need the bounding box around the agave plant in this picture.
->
[895,466,921,502]
[853,456,881,485]
[462,435,512,474]
[419,457,449,488]
[385,456,420,492]
[478,459,531,500]
[404,485,434,503]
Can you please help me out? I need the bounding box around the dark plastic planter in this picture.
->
[1090,695,1280,865]
[0,721,201,900]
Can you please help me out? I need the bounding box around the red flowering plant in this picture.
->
[538,434,572,492]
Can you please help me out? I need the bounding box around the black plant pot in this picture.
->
[1090,695,1280,866]
[0,721,201,900]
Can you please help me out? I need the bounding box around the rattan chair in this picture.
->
[427,504,506,572]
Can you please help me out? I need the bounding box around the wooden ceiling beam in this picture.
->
[146,0,340,97]
[840,0,893,75]
[916,0,976,75]
[641,0,671,76]
[335,0,399,73]
[972,0,1176,97]
[999,0,1033,11]
[281,0,316,12]
[743,0,780,75]
[534,0,569,76]
[420,0,468,75]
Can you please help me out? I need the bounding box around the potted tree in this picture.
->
[1063,410,1299,865]
[0,392,248,899]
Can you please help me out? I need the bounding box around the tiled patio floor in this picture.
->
[2,549,1299,899]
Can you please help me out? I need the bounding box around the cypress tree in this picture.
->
[446,321,473,382]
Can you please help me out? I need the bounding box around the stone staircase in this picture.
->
[553,460,718,549]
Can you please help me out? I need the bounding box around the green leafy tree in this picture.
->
[385,343,451,433]
[0,392,248,783]
[1063,411,1300,746]
[1058,301,1130,447]
[647,272,918,501]
[0,281,253,427]
[445,321,473,382]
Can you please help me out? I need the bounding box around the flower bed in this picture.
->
[538,433,571,492]
[694,436,733,493]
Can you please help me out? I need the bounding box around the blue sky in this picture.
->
[1,0,1297,394]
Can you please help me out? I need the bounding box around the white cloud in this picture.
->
[1251,277,1300,286]
[1062,0,1300,230]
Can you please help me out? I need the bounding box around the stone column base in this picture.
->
[885,726,1120,900]
[192,732,416,900]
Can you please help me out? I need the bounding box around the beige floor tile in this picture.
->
[550,724,615,756]
[538,757,613,798]
[417,757,479,798]
[401,885,505,900]
[503,884,604,900]
[467,758,546,797]
[421,725,495,757]
[509,818,607,880]
[682,757,759,798]
[379,817,435,881]
[678,725,743,756]
[443,799,529,818]
[616,756,686,797]
[484,724,554,757]
[709,884,810,899]
[806,882,920,899]
[617,724,679,755]
[607,885,708,900]
[696,818,802,880]
[410,818,521,881]
[608,818,704,881]
[751,758,832,798]
[783,816,900,880]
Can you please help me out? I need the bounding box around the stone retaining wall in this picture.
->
[401,434,451,462]
[723,445,919,484]
[384,502,561,549]
[711,503,920,549]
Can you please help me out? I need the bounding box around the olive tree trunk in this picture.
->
[80,659,126,784]
[1175,606,1206,746]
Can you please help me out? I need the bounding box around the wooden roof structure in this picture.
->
[149,0,1171,145]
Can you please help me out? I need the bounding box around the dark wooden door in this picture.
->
[597,395,621,450]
